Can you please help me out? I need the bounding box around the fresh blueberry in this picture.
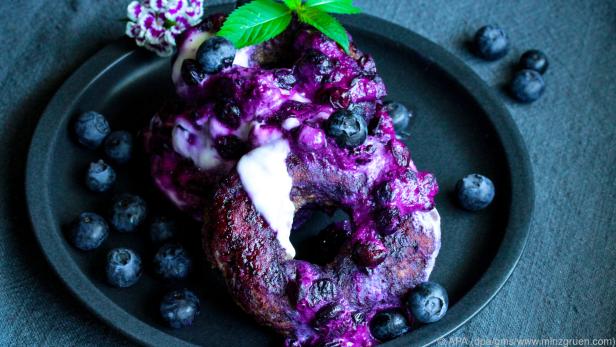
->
[160,288,201,328]
[214,135,249,160]
[181,58,207,85]
[153,243,192,280]
[106,248,142,288]
[150,216,178,243]
[519,49,549,74]
[196,36,236,74]
[110,194,147,232]
[69,212,109,250]
[325,109,368,148]
[73,111,111,149]
[383,101,412,131]
[510,69,545,103]
[85,159,116,192]
[456,174,495,211]
[104,131,132,164]
[215,99,241,129]
[407,281,449,323]
[473,25,509,60]
[352,240,387,268]
[369,309,410,342]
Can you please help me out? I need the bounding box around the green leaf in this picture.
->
[298,7,350,53]
[218,0,292,49]
[304,0,361,14]
[282,0,302,10]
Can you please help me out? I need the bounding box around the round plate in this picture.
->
[26,6,534,347]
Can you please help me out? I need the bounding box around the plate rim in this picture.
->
[25,10,534,347]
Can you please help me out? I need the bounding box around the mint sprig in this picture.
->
[218,0,361,54]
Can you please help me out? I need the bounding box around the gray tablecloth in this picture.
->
[1,0,614,345]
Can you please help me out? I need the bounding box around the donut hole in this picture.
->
[291,208,351,265]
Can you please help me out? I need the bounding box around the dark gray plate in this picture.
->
[26,6,534,347]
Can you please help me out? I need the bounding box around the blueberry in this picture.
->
[110,194,147,232]
[383,101,412,131]
[214,135,249,160]
[69,212,109,250]
[352,240,387,268]
[74,111,110,149]
[456,174,495,211]
[85,159,116,192]
[407,281,449,323]
[325,109,368,148]
[160,288,200,328]
[519,49,549,74]
[510,69,546,103]
[181,59,207,85]
[196,36,236,74]
[369,309,410,342]
[312,303,343,329]
[106,248,142,288]
[150,216,178,243]
[473,25,509,60]
[307,279,337,306]
[273,69,297,90]
[104,131,132,164]
[215,100,241,129]
[153,243,192,280]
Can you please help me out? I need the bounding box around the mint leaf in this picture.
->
[282,0,302,10]
[304,0,361,14]
[298,7,350,53]
[218,0,292,48]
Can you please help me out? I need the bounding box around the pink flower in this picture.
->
[125,0,203,57]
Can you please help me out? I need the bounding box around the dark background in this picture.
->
[1,0,614,345]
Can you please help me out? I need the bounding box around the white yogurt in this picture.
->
[172,118,222,170]
[237,139,296,259]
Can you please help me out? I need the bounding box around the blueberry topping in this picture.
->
[181,59,207,85]
[69,212,109,250]
[85,159,116,192]
[110,194,147,232]
[214,135,249,160]
[160,288,201,329]
[104,130,133,164]
[407,281,449,323]
[376,207,402,236]
[473,25,509,60]
[73,111,110,149]
[196,36,236,74]
[274,69,297,90]
[307,279,337,306]
[153,243,192,280]
[456,174,495,211]
[325,109,368,148]
[352,240,387,268]
[215,99,241,129]
[309,51,334,75]
[369,309,410,342]
[510,69,546,103]
[106,248,142,288]
[519,49,549,74]
[312,303,343,329]
[383,101,412,132]
[150,216,178,243]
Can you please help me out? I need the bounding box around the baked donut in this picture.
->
[144,14,440,346]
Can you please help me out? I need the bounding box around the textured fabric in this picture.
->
[1,0,614,346]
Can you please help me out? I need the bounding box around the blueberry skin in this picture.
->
[106,248,142,288]
[150,216,178,243]
[110,194,147,232]
[196,36,236,74]
[69,212,109,250]
[519,49,549,74]
[384,101,412,132]
[325,109,368,148]
[160,289,201,328]
[407,281,449,323]
[104,131,133,164]
[74,111,111,149]
[85,159,116,192]
[510,69,546,103]
[456,174,495,211]
[181,58,207,85]
[473,25,509,60]
[153,244,192,280]
[369,309,410,342]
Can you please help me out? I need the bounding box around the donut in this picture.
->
[144,14,441,346]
